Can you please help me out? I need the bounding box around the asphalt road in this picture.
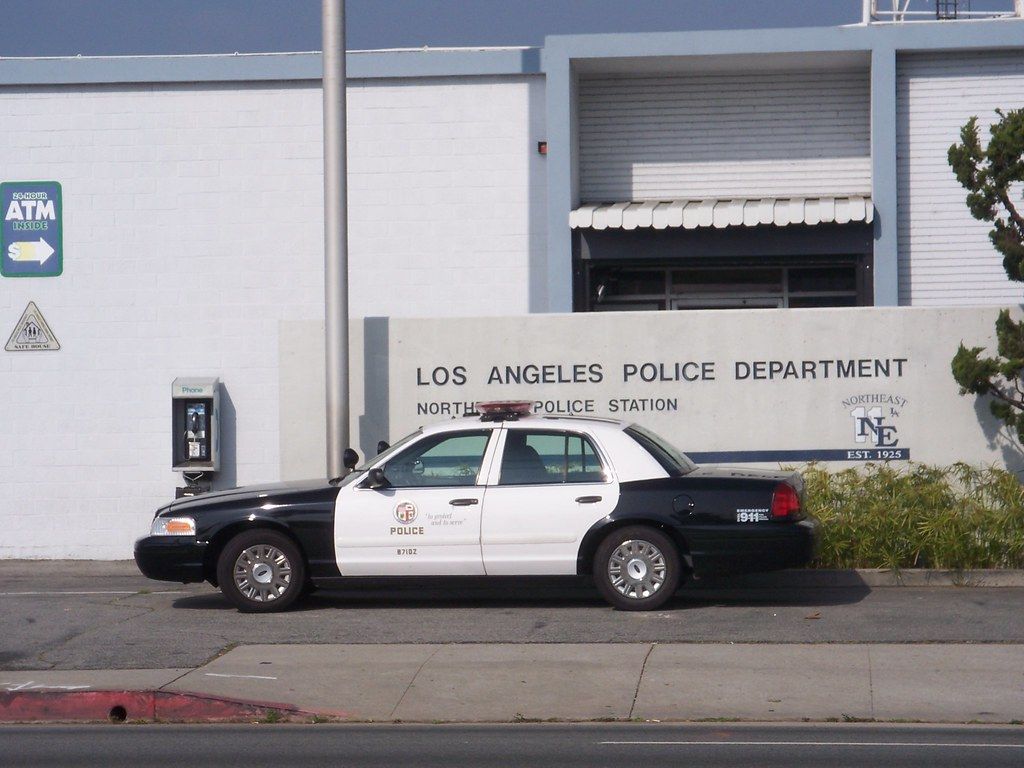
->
[3,723,1024,768]
[3,565,1024,671]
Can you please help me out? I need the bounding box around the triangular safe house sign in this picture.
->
[5,301,60,351]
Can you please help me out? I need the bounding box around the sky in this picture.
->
[0,0,1016,57]
[0,0,1013,58]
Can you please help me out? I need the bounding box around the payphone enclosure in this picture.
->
[171,377,221,481]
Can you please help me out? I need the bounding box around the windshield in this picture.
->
[625,424,697,476]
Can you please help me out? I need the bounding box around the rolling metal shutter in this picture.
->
[578,69,871,203]
[896,51,1024,306]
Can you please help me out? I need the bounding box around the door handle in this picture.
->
[575,495,602,504]
[449,498,479,506]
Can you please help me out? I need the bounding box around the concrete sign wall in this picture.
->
[311,307,1022,474]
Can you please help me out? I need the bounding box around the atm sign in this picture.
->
[1,181,63,278]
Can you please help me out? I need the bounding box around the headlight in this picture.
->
[150,516,196,536]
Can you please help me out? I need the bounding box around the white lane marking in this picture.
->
[203,673,278,681]
[600,741,1024,749]
[0,590,188,596]
[1,682,92,692]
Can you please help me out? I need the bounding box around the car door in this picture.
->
[480,427,619,575]
[334,429,497,575]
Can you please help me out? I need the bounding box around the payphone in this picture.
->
[172,377,220,496]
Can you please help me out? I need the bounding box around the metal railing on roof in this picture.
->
[863,0,1023,23]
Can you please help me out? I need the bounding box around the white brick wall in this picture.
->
[347,76,545,317]
[0,83,326,558]
[0,73,544,559]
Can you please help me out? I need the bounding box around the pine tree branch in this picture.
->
[994,189,1024,234]
[989,385,1024,411]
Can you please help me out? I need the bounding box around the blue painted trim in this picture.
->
[0,48,541,86]
[871,45,899,307]
[0,20,1018,88]
[1,21,1017,88]
[543,20,1024,60]
[541,45,575,313]
[689,449,911,463]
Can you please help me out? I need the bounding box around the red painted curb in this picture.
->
[154,691,307,722]
[0,689,310,723]
[1,691,155,723]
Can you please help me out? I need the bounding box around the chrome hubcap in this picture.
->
[233,545,292,602]
[626,559,648,580]
[608,539,667,600]
[252,563,273,584]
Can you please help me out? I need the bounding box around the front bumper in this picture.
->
[134,536,208,583]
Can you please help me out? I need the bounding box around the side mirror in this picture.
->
[343,448,359,471]
[365,467,390,490]
[376,440,390,455]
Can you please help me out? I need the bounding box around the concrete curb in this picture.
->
[692,568,1024,589]
[0,689,314,724]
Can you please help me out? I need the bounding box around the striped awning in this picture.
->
[569,196,873,231]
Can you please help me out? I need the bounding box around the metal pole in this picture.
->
[323,0,349,477]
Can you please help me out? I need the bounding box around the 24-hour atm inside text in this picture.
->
[172,378,220,493]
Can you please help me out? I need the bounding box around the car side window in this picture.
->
[383,431,491,488]
[499,431,606,485]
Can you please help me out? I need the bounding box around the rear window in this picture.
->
[625,425,696,476]
[499,430,607,485]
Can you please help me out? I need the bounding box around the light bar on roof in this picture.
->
[477,400,533,418]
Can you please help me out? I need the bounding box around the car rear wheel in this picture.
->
[593,526,682,611]
[216,529,305,613]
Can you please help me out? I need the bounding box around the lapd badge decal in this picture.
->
[394,501,418,525]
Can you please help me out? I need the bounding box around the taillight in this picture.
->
[771,483,800,519]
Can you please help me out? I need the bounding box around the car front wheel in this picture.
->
[216,529,306,613]
[593,526,682,611]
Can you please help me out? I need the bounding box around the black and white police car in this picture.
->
[135,401,819,612]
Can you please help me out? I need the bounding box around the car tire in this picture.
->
[216,529,306,613]
[593,526,682,611]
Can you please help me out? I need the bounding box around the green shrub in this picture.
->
[803,462,1024,569]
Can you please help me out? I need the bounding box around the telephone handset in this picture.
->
[184,402,208,460]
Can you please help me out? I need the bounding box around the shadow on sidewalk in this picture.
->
[170,574,871,612]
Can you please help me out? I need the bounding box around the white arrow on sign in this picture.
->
[6,238,55,265]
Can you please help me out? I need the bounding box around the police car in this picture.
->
[135,401,819,612]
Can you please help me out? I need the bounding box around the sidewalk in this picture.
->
[3,642,1022,724]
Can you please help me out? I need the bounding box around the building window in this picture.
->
[586,260,864,312]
